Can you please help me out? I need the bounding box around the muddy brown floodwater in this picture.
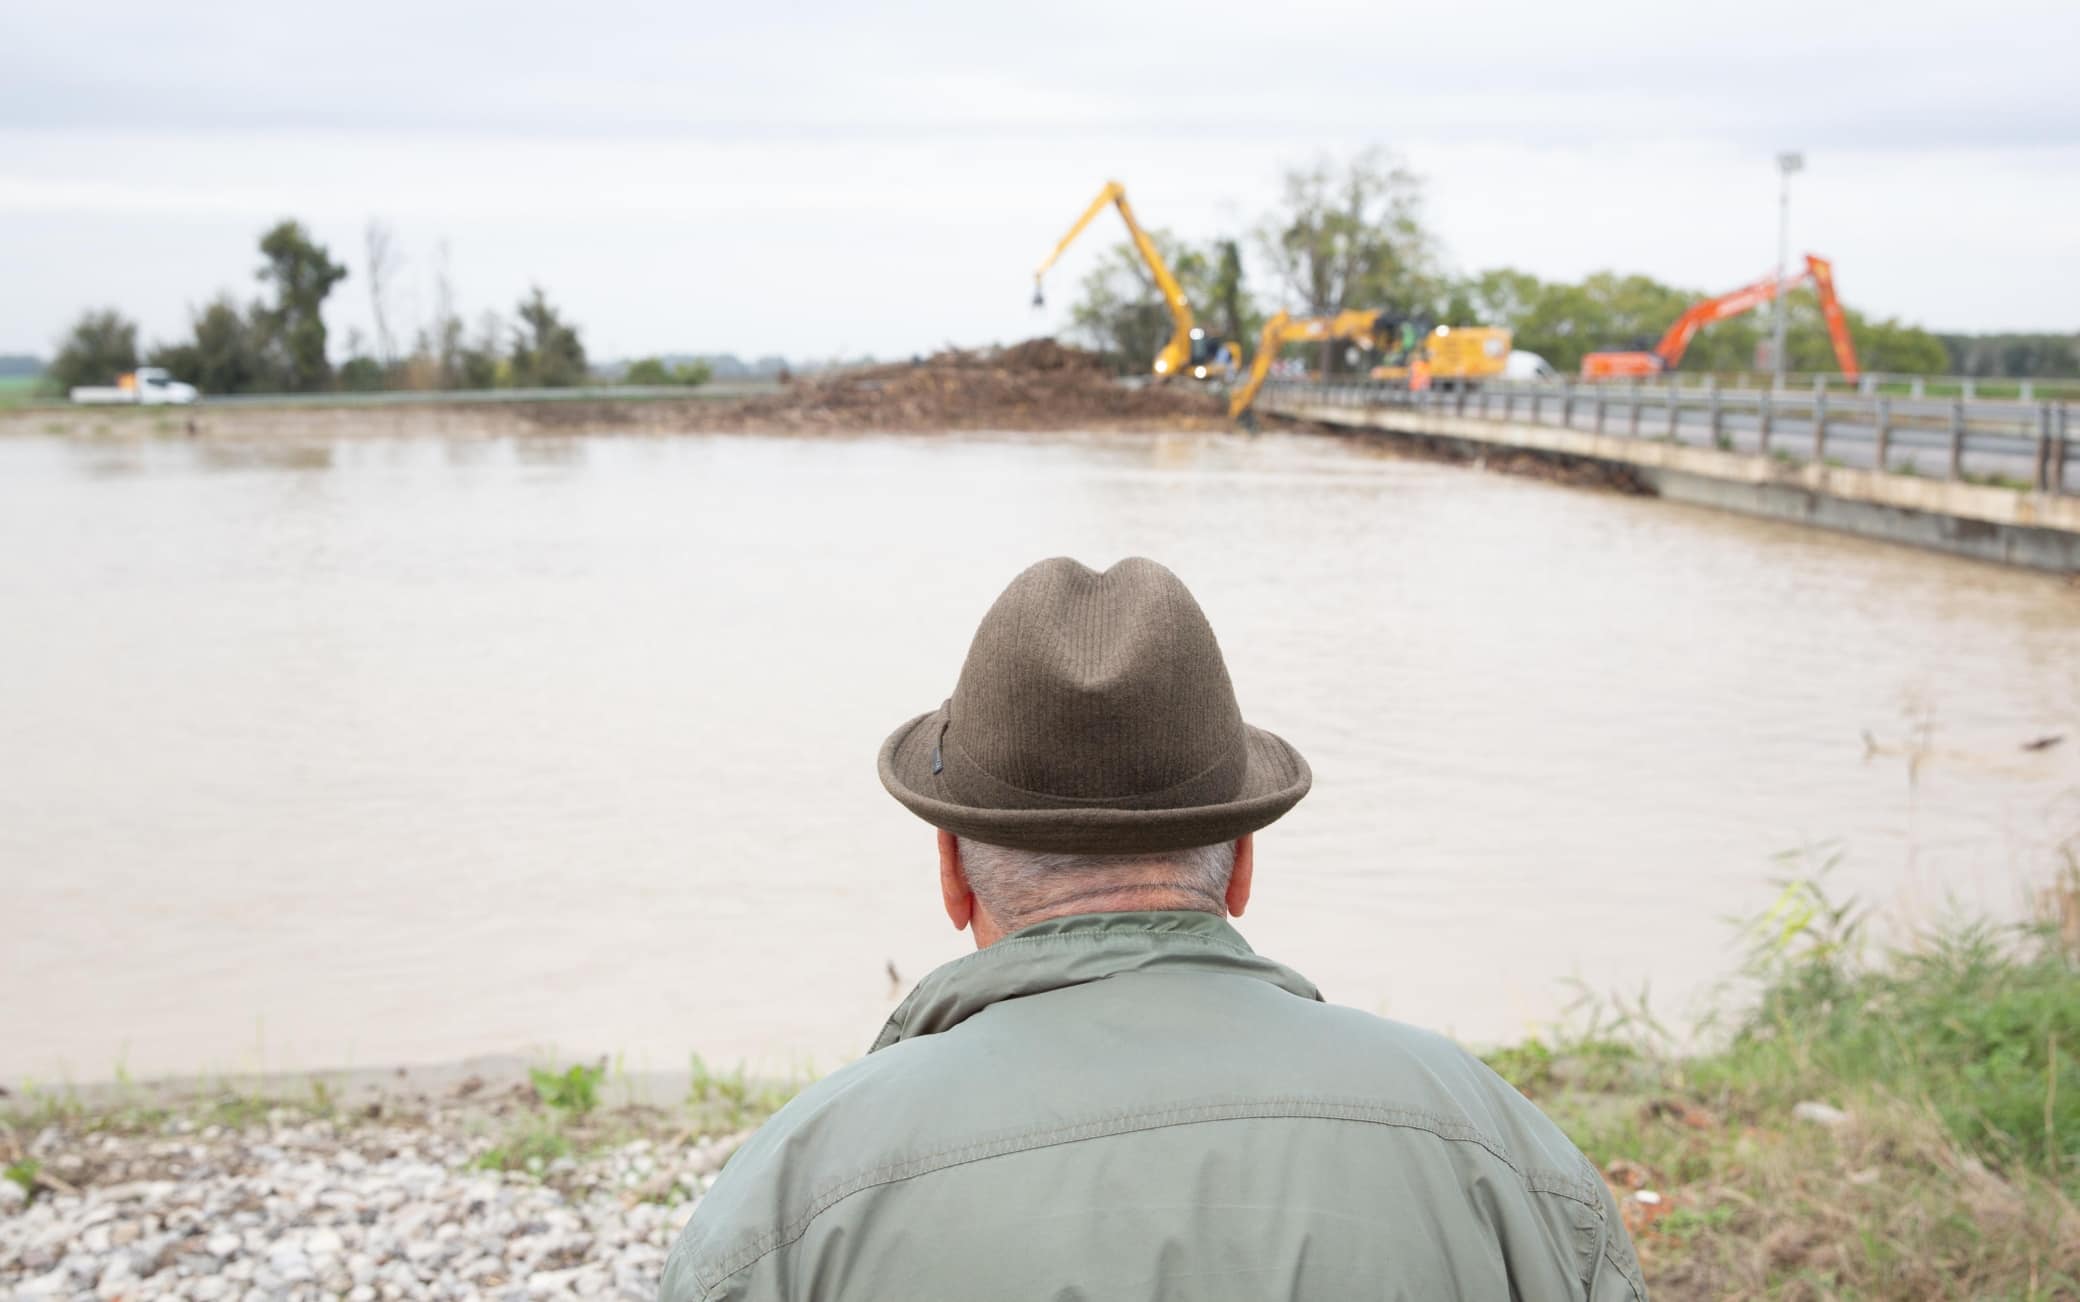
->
[3,427,2076,1084]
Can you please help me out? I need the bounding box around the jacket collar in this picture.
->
[871,910,1322,1052]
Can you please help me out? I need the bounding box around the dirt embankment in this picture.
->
[704,340,1226,434]
[1,341,1229,441]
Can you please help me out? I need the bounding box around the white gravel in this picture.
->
[0,1106,749,1301]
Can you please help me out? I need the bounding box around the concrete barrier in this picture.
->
[1272,400,2080,572]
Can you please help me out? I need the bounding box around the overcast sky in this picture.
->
[5,0,2076,362]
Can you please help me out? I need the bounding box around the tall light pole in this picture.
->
[1772,151,1804,386]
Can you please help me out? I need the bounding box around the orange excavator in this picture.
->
[1580,254,1859,380]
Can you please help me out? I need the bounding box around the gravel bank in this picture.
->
[1,1083,761,1301]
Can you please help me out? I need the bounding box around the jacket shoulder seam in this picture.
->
[690,1097,1606,1293]
[1601,1235,1650,1299]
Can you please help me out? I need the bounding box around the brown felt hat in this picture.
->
[878,557,1310,853]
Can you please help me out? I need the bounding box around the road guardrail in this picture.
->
[1261,377,2073,493]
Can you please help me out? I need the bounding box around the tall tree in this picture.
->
[49,309,139,389]
[363,220,400,367]
[1065,231,1252,374]
[508,288,587,387]
[148,295,277,394]
[256,219,348,391]
[1211,239,1249,349]
[1254,148,1439,370]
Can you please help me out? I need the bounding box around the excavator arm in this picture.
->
[1034,181,1210,379]
[1228,311,1294,420]
[1803,255,1860,381]
[1587,252,1861,380]
[1228,308,1382,419]
[1652,273,1784,369]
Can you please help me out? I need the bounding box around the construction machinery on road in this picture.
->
[1369,323,1515,390]
[1033,181,1240,382]
[1228,309,1386,419]
[1229,313,1527,419]
[1580,254,1860,381]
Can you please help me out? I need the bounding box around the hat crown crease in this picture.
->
[949,557,1244,804]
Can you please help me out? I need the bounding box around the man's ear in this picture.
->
[938,829,974,933]
[1225,834,1254,918]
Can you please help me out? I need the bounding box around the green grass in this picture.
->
[471,1119,573,1175]
[529,1061,605,1116]
[1867,379,2080,401]
[4,1159,39,1200]
[1489,863,2080,1298]
[0,375,45,408]
[1965,469,2038,492]
[688,1054,804,1132]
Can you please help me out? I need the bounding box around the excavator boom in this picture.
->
[1652,273,1784,368]
[1584,253,1861,380]
[1033,181,1214,379]
[1228,308,1383,420]
[1804,255,1860,381]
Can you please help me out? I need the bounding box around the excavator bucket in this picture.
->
[1031,284,1045,309]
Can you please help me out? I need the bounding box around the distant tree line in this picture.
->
[1445,268,1949,376]
[1936,333,2080,380]
[37,219,675,397]
[1069,151,1971,379]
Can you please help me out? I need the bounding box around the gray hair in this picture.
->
[955,838,1238,933]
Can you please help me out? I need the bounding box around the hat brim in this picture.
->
[877,707,1312,855]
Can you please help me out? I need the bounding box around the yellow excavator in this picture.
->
[1227,308,1386,419]
[1033,181,1240,381]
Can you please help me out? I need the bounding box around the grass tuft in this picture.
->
[1489,865,2080,1297]
[529,1061,605,1117]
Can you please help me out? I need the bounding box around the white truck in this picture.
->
[70,367,199,405]
[1503,350,1559,382]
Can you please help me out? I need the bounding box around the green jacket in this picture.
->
[662,912,1646,1301]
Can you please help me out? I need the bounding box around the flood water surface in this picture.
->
[4,429,2076,1082]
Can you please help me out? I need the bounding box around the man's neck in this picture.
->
[974,891,1225,949]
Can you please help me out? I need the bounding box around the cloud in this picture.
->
[6,0,2075,150]
[3,0,2075,353]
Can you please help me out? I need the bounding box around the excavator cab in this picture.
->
[1186,328,1240,380]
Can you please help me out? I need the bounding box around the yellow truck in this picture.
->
[1371,325,1512,390]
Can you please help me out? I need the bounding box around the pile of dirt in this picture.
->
[707,340,1225,433]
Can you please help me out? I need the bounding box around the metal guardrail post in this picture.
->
[1707,377,1722,446]
[1873,395,1891,471]
[1532,388,1543,424]
[1758,387,1773,454]
[2053,404,2068,494]
[1560,383,1573,428]
[1948,397,1965,480]
[1812,387,1829,462]
[1594,390,1606,434]
[1665,379,1679,439]
[2036,403,2053,491]
[1628,384,1641,436]
[1505,388,1515,421]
